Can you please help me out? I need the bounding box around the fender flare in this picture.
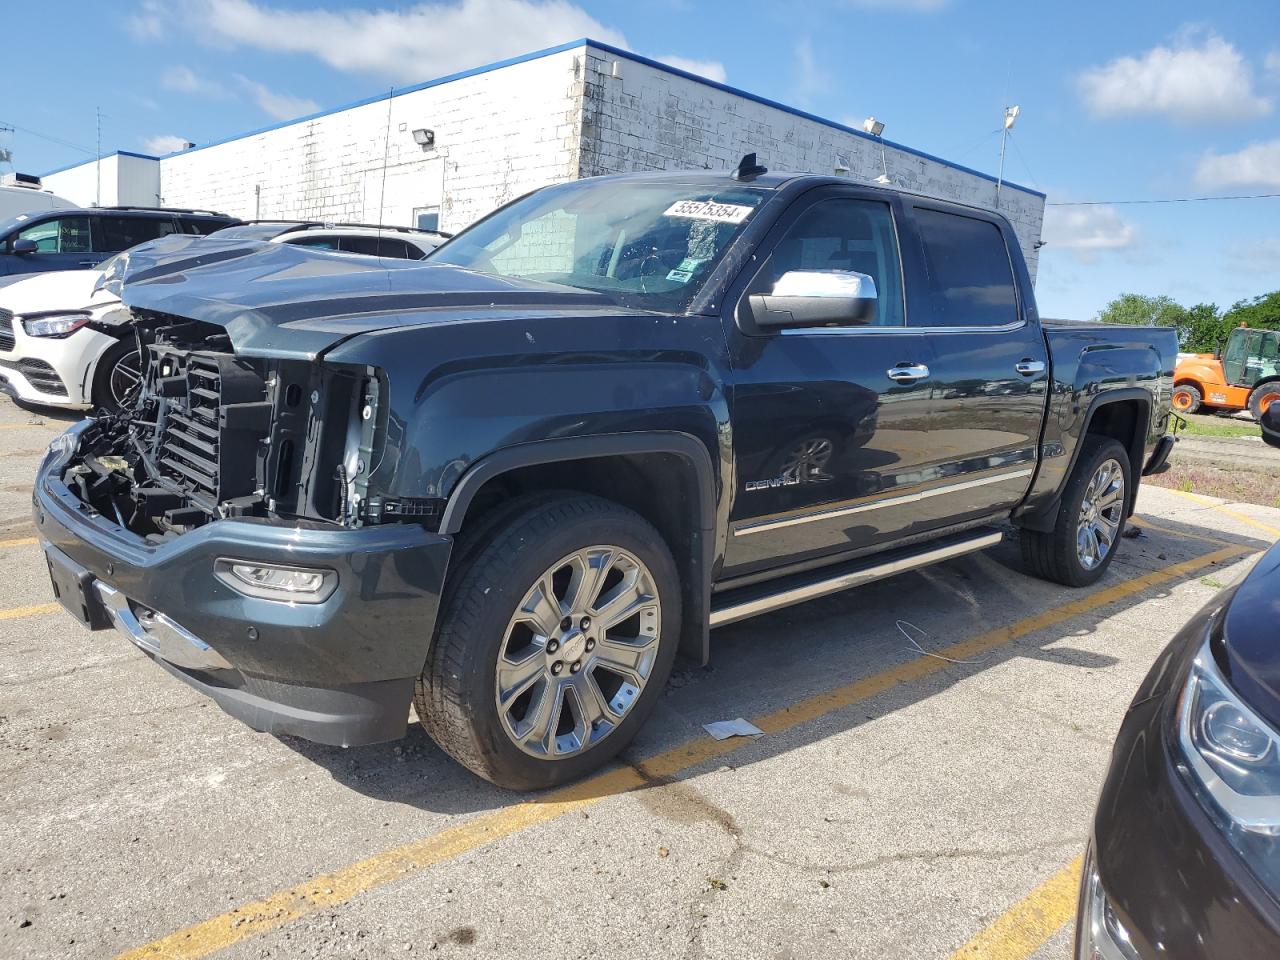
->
[438,430,718,665]
[1019,388,1153,532]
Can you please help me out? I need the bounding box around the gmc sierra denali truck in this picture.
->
[33,160,1177,789]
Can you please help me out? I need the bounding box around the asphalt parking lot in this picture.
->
[3,396,1279,960]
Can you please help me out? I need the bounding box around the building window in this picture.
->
[414,206,440,232]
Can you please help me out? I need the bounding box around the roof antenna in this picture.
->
[731,152,768,181]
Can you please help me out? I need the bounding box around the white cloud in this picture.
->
[143,134,191,155]
[1195,138,1280,188]
[840,0,949,9]
[1267,50,1280,76]
[183,0,626,83]
[792,37,829,107]
[1078,31,1270,123]
[1225,237,1280,276]
[162,65,225,96]
[656,56,727,84]
[1041,204,1137,263]
[127,0,166,38]
[234,75,320,120]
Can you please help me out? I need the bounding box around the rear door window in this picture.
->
[339,235,416,258]
[912,208,1018,327]
[97,216,179,252]
[181,218,231,236]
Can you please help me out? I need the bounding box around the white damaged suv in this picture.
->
[0,259,139,411]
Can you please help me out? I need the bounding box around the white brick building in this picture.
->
[45,39,1045,277]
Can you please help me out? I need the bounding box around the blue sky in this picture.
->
[3,0,1278,320]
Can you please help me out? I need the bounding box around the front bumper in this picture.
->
[0,321,116,408]
[1082,627,1280,958]
[34,423,453,746]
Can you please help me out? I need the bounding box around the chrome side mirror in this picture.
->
[749,270,878,329]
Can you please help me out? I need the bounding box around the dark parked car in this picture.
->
[1077,542,1280,959]
[0,206,238,280]
[34,161,1177,789]
[1262,401,1279,448]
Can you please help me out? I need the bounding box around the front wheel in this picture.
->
[417,493,680,790]
[1021,436,1131,587]
[91,339,143,413]
[1171,383,1201,415]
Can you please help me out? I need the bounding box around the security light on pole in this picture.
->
[862,116,885,137]
[995,104,1021,209]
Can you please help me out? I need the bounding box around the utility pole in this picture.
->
[996,104,1020,209]
[95,106,102,207]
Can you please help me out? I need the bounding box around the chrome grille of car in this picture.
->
[0,308,13,353]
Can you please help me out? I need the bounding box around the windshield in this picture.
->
[430,179,772,312]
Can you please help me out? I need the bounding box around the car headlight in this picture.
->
[1175,636,1280,889]
[22,311,92,338]
[1076,843,1142,960]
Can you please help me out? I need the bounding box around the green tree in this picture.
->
[1181,303,1230,354]
[1222,291,1280,332]
[1095,293,1193,343]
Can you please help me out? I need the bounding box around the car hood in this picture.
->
[117,238,623,360]
[0,268,105,315]
[1220,544,1280,730]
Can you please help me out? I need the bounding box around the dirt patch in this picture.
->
[1146,461,1280,508]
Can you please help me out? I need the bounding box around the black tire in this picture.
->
[91,339,143,413]
[1021,436,1132,588]
[1171,383,1201,415]
[416,493,681,790]
[1247,382,1280,422]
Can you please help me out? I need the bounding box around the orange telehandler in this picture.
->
[1172,325,1280,419]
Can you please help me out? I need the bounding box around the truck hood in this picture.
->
[1220,546,1280,732]
[117,238,620,360]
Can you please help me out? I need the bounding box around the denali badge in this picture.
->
[745,475,803,492]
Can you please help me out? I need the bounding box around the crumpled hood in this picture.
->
[1220,545,1280,731]
[117,238,617,360]
[0,267,105,315]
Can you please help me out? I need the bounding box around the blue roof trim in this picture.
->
[43,149,160,177]
[41,37,1043,200]
[584,40,1045,200]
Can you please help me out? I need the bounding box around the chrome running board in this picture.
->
[709,528,1003,628]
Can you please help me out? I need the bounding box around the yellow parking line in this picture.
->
[115,543,1250,960]
[0,602,59,621]
[1167,489,1280,539]
[0,536,38,549]
[948,856,1083,960]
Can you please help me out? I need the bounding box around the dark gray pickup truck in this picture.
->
[34,161,1177,788]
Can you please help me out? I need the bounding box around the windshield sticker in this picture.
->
[676,256,708,272]
[666,269,694,283]
[662,200,755,224]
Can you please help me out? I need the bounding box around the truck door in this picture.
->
[1222,328,1251,386]
[896,200,1048,529]
[721,187,935,580]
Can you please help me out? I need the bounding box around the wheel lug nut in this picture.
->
[585,638,595,651]
[551,661,563,675]
[560,617,572,630]
[546,640,559,653]
[580,616,591,629]
[570,661,582,673]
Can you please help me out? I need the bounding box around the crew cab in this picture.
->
[33,162,1177,789]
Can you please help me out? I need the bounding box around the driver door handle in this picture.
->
[886,363,930,382]
[1015,359,1046,376]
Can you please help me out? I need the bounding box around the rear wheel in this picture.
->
[1021,436,1131,587]
[1247,382,1280,421]
[91,339,143,413]
[1171,383,1201,415]
[417,493,680,790]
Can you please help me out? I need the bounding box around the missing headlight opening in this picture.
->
[58,312,398,539]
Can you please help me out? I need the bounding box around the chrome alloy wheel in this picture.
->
[781,436,834,482]
[1077,458,1125,570]
[108,348,143,408]
[495,546,661,759]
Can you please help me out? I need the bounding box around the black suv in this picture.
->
[0,206,239,280]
